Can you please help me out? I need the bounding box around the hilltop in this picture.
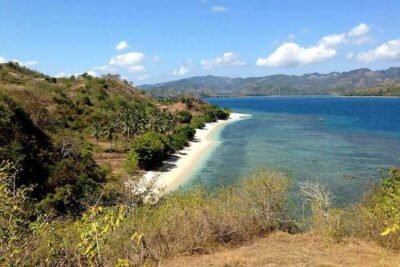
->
[140,67,400,97]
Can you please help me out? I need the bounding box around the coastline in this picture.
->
[142,113,251,196]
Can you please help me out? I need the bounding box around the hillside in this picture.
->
[140,67,400,97]
[0,62,229,215]
[347,82,400,96]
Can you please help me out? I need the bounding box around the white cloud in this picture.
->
[172,66,189,76]
[356,39,400,62]
[87,70,97,77]
[257,23,373,68]
[256,42,336,68]
[137,74,150,81]
[288,33,296,40]
[1,57,39,67]
[54,72,82,78]
[93,65,114,72]
[349,23,370,37]
[128,65,146,73]
[319,33,347,47]
[201,52,245,69]
[115,40,129,51]
[109,52,144,66]
[211,5,227,12]
[55,72,70,78]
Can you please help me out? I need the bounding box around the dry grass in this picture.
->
[164,231,400,267]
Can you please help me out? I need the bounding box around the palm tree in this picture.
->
[105,123,116,151]
[92,123,102,152]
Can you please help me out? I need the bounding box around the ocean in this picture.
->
[186,96,400,206]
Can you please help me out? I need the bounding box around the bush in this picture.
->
[131,131,168,170]
[167,125,196,151]
[176,111,192,123]
[302,168,400,248]
[190,115,206,129]
[124,151,138,174]
[350,168,400,249]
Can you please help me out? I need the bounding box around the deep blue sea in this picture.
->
[187,96,400,206]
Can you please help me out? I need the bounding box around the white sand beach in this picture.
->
[140,113,251,196]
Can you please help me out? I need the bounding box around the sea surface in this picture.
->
[186,96,400,206]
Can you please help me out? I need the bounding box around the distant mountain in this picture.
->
[140,67,400,97]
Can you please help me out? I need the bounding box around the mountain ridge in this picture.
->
[140,67,400,97]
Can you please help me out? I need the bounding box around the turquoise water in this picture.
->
[186,96,400,206]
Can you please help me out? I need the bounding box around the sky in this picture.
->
[0,0,399,85]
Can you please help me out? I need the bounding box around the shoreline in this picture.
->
[141,113,251,196]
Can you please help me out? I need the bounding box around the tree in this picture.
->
[93,123,102,152]
[131,131,168,170]
[104,123,116,151]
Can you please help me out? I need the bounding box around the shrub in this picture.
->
[167,125,196,151]
[176,111,192,123]
[350,168,400,249]
[190,115,206,129]
[131,131,168,170]
[124,151,139,174]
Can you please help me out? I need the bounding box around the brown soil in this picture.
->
[163,232,400,267]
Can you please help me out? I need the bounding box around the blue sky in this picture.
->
[0,0,399,84]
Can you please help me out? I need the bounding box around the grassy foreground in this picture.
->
[2,165,400,266]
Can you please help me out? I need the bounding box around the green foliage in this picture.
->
[190,115,206,129]
[0,161,35,265]
[77,205,127,265]
[131,131,169,170]
[176,110,192,123]
[304,168,400,248]
[124,151,139,174]
[167,125,196,151]
[352,168,400,249]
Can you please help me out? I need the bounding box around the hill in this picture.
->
[140,67,400,97]
[0,62,229,215]
[347,82,400,96]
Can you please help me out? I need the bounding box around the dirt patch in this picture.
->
[163,232,400,267]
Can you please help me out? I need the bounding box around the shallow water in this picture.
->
[186,96,400,206]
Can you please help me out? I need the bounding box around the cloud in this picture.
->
[137,74,150,81]
[172,66,189,76]
[115,41,129,51]
[356,39,400,62]
[128,65,146,73]
[256,42,336,68]
[348,23,369,37]
[319,33,347,47]
[211,5,227,12]
[109,52,144,66]
[93,65,115,72]
[0,57,39,67]
[201,52,245,69]
[87,70,97,77]
[257,23,372,68]
[288,34,296,40]
[55,72,70,78]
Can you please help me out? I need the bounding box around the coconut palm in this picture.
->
[92,122,102,152]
